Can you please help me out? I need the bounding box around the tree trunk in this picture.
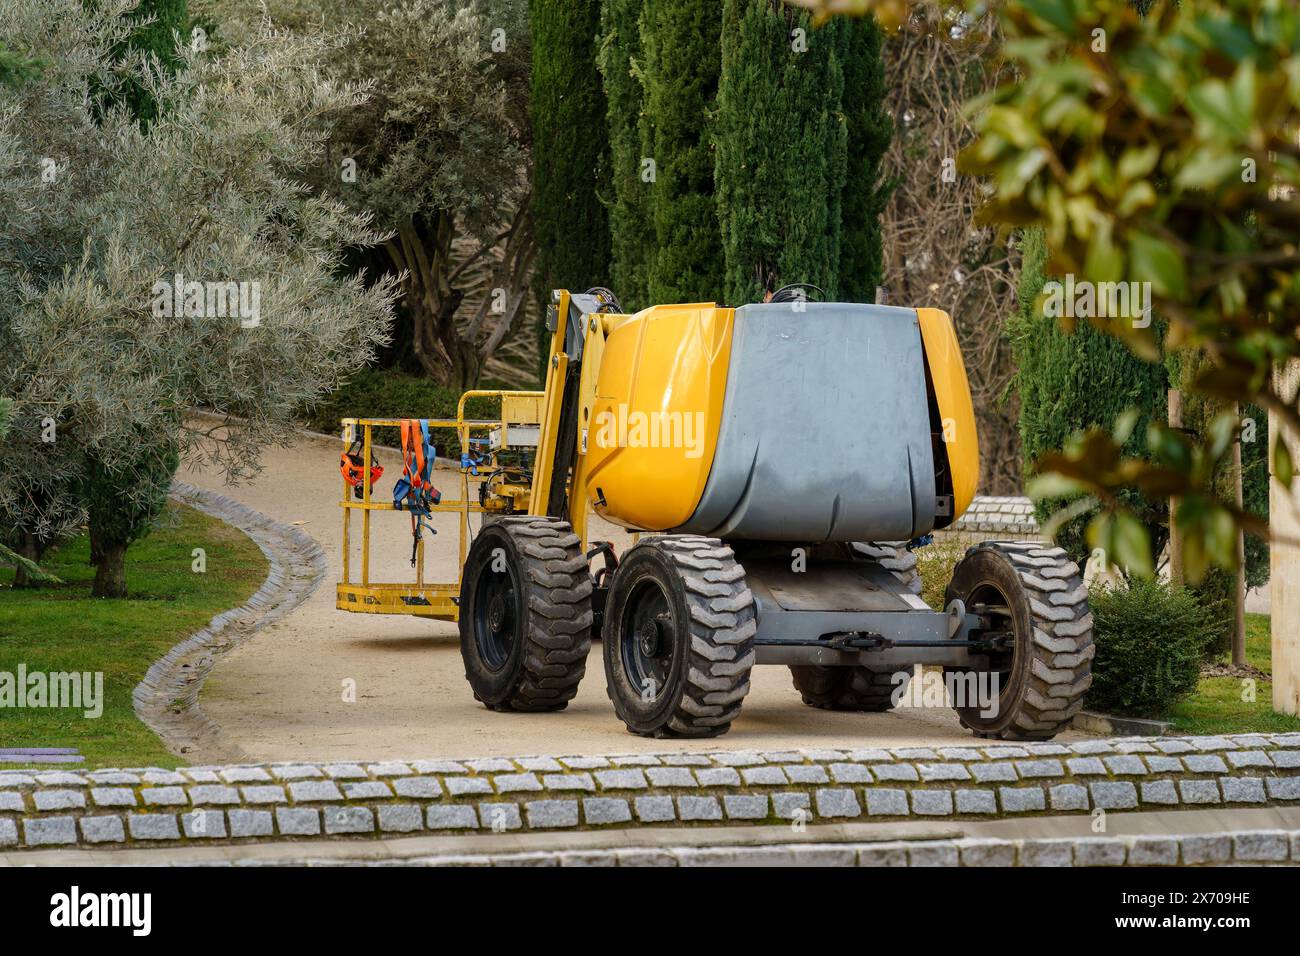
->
[382,206,536,392]
[1270,360,1300,716]
[385,213,468,388]
[464,200,535,385]
[12,533,40,588]
[89,513,129,599]
[1168,387,1183,588]
[1232,401,1247,668]
[91,541,128,598]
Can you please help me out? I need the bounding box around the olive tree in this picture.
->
[0,397,58,583]
[0,0,396,595]
[197,0,533,391]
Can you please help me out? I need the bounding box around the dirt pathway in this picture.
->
[183,427,1080,763]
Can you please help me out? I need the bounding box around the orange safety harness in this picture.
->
[339,440,383,500]
[392,419,442,566]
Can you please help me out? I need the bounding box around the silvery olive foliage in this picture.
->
[0,0,397,551]
[195,0,533,390]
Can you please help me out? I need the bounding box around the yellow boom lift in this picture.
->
[338,288,1094,739]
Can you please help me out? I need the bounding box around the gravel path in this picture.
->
[133,481,327,765]
[181,425,1082,763]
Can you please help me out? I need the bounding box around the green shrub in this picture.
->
[101,0,190,128]
[300,368,497,457]
[915,535,967,610]
[1087,578,1212,716]
[0,40,43,87]
[1184,566,1239,661]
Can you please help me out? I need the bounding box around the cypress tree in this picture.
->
[1010,227,1170,569]
[106,0,190,127]
[597,0,653,311]
[714,1,847,306]
[530,0,611,312]
[0,42,42,87]
[837,15,891,303]
[640,0,724,304]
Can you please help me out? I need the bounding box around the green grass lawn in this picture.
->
[0,504,267,769]
[1165,613,1300,736]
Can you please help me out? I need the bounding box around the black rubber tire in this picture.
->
[850,541,922,595]
[458,515,592,712]
[944,541,1093,740]
[790,541,918,712]
[603,535,755,738]
[790,665,911,712]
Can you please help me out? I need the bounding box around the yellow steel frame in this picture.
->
[338,290,638,622]
[336,391,543,621]
[527,290,572,518]
[527,289,626,547]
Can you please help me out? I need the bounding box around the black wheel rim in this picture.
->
[620,576,676,701]
[472,555,518,672]
[970,580,1017,681]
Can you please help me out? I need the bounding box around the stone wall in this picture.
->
[3,733,1297,852]
[943,495,1041,540]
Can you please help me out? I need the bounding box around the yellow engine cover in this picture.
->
[917,307,979,525]
[583,301,979,537]
[584,303,733,530]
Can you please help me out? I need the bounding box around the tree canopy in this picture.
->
[0,0,396,590]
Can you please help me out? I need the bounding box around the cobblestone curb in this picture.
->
[250,829,1300,866]
[3,733,1298,852]
[949,496,1040,537]
[131,480,328,765]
